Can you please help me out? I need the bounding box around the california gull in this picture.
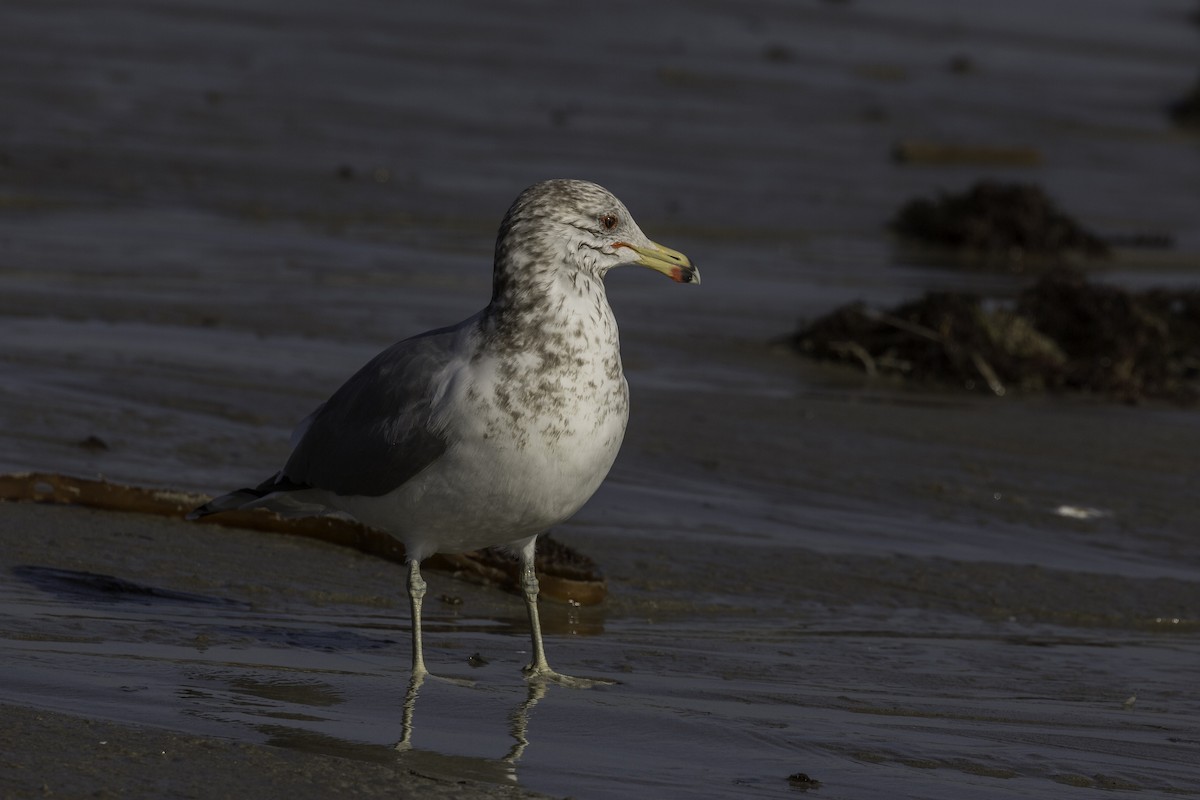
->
[189,179,698,686]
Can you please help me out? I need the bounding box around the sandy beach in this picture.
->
[2,1,1199,798]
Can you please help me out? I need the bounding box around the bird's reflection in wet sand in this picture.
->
[394,674,425,754]
[502,680,548,764]
[394,674,550,783]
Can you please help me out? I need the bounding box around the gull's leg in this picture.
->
[518,537,613,689]
[405,557,474,687]
[407,559,430,679]
[520,549,552,677]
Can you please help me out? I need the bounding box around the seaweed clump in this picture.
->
[891,181,1110,267]
[791,272,1200,405]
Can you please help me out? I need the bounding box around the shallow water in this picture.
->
[2,0,1199,797]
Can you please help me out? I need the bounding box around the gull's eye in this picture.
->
[599,213,619,231]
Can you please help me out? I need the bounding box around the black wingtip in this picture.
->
[185,475,311,521]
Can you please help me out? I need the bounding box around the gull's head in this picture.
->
[496,179,699,286]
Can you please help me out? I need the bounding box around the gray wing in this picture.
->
[282,324,464,497]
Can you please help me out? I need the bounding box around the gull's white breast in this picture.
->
[339,280,629,558]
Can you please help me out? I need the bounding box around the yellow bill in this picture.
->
[617,240,700,285]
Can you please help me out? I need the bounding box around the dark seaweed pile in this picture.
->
[891,181,1110,266]
[791,272,1200,405]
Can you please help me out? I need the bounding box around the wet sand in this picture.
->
[2,1,1200,798]
[2,701,548,800]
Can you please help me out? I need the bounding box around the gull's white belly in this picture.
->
[338,363,629,558]
[325,270,632,558]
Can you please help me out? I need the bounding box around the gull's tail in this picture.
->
[186,473,317,520]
